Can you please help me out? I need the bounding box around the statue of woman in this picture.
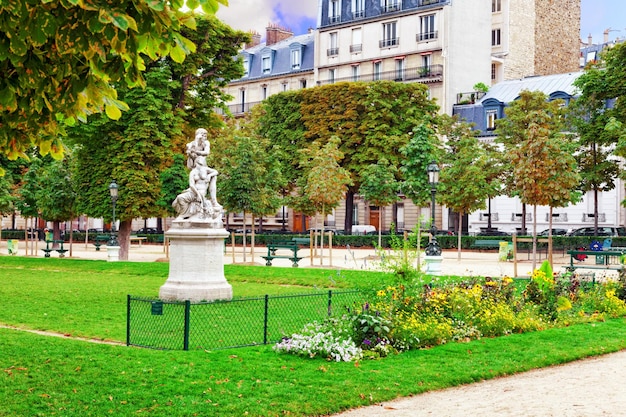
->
[173,155,220,219]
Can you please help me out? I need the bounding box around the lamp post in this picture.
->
[108,180,119,247]
[425,161,441,257]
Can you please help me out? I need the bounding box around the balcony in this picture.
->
[350,44,363,53]
[215,101,263,117]
[327,47,339,57]
[353,10,365,19]
[418,0,446,6]
[382,2,401,13]
[379,38,399,48]
[417,31,438,42]
[455,91,486,105]
[317,64,443,86]
[583,213,606,222]
[329,15,341,24]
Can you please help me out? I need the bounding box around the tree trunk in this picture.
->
[531,205,537,271]
[242,211,247,263]
[521,203,527,235]
[548,206,554,267]
[118,220,132,261]
[457,210,464,261]
[344,189,355,235]
[594,187,599,234]
[378,206,383,248]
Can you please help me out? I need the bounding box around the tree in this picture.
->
[299,137,352,261]
[69,64,184,260]
[0,0,225,159]
[438,115,499,260]
[218,135,283,263]
[35,157,78,242]
[256,81,438,233]
[158,154,189,218]
[359,159,399,248]
[496,90,580,269]
[571,72,620,234]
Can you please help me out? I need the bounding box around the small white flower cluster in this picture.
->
[273,321,362,362]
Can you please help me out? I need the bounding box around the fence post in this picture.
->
[183,300,191,351]
[327,290,333,316]
[263,294,269,345]
[126,295,131,346]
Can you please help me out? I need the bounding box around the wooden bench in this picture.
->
[129,236,147,246]
[42,240,68,258]
[93,235,110,251]
[262,241,303,267]
[566,250,625,271]
[471,239,505,251]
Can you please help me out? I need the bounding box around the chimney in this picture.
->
[266,23,293,46]
[604,29,610,43]
[247,30,261,48]
[588,33,593,46]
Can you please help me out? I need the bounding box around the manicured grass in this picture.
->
[2,256,626,416]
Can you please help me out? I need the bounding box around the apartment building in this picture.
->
[491,0,580,83]
[220,25,316,117]
[315,0,491,114]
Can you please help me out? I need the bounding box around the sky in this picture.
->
[216,0,625,44]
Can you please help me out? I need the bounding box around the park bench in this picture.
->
[470,239,505,251]
[566,249,625,272]
[42,240,68,258]
[129,236,147,246]
[262,238,309,267]
[93,235,110,251]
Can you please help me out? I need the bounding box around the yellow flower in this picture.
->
[377,290,386,297]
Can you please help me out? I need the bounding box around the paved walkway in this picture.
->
[3,238,607,279]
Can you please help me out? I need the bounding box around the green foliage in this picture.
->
[400,122,441,206]
[35,157,77,222]
[0,0,225,159]
[473,82,490,93]
[158,154,188,216]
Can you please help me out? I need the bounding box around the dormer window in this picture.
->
[241,53,251,77]
[329,0,341,23]
[290,42,304,70]
[262,56,271,74]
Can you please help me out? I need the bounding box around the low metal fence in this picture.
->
[127,290,365,350]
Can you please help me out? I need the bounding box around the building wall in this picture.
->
[534,0,580,76]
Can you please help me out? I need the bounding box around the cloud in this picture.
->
[217,0,317,38]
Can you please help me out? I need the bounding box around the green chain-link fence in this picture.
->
[127,290,366,350]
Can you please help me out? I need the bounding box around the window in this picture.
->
[300,79,307,89]
[261,85,268,100]
[395,58,405,81]
[328,32,339,56]
[282,82,288,92]
[492,0,501,12]
[419,14,436,41]
[380,22,398,48]
[262,55,271,74]
[352,0,365,18]
[491,63,497,80]
[239,90,246,113]
[421,54,431,76]
[291,49,301,70]
[492,29,501,46]
[486,110,497,130]
[329,0,340,23]
[242,57,250,76]
[352,64,360,81]
[373,61,382,80]
[329,68,336,84]
[350,28,362,53]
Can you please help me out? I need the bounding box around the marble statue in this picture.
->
[172,129,222,221]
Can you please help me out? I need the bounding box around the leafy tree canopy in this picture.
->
[0,0,225,160]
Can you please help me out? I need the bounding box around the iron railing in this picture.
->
[127,290,366,350]
[317,64,443,86]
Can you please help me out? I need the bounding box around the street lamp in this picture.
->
[425,161,441,256]
[108,180,119,247]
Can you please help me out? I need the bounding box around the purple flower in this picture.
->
[363,339,371,346]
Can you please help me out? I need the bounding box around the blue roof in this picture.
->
[479,72,584,104]
[237,33,315,81]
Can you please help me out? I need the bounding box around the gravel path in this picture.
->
[334,350,626,416]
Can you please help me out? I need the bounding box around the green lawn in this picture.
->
[2,256,626,416]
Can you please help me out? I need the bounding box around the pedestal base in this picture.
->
[105,245,120,262]
[424,255,444,275]
[159,220,232,302]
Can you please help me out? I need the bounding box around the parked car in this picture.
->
[538,228,568,236]
[477,229,510,237]
[135,227,159,234]
[567,227,626,237]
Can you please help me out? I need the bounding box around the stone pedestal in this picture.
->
[424,255,444,275]
[159,220,232,302]
[106,245,120,262]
